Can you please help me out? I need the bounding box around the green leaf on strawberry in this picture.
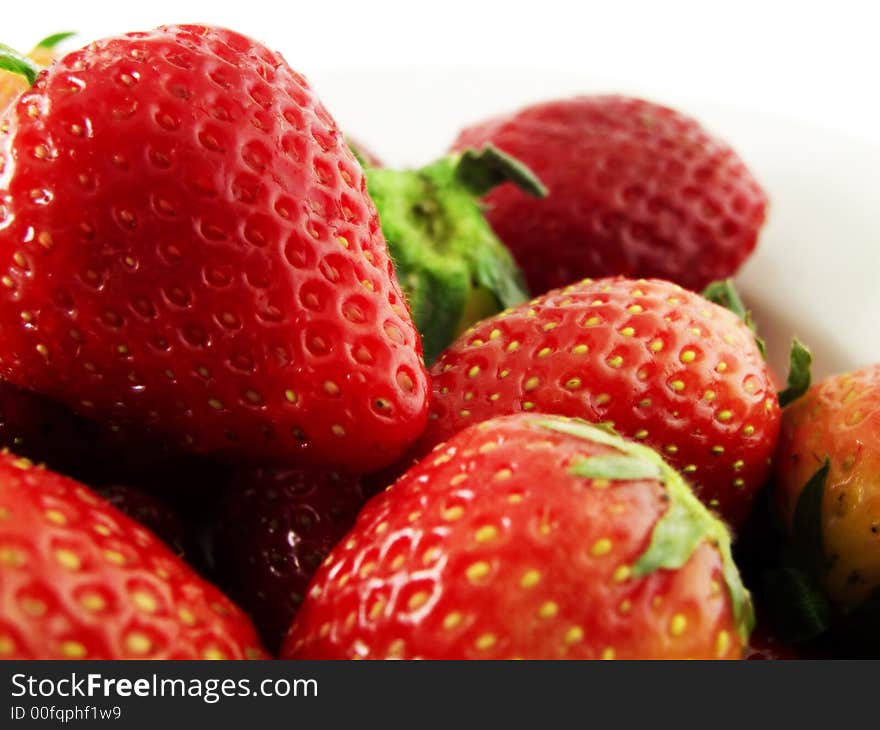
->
[701,278,766,358]
[35,32,76,50]
[366,145,543,363]
[761,461,832,644]
[792,459,829,581]
[0,43,39,85]
[570,453,662,481]
[543,417,754,641]
[701,279,747,318]
[454,144,548,198]
[779,338,813,407]
[632,454,754,641]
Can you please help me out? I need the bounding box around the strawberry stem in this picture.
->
[455,145,547,198]
[35,32,76,50]
[0,43,39,85]
[365,150,532,363]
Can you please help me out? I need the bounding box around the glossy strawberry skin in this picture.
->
[420,277,779,527]
[0,25,428,474]
[452,96,767,294]
[774,364,880,610]
[0,452,267,659]
[210,467,365,654]
[283,414,745,660]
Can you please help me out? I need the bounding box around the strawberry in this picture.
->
[773,364,880,615]
[451,96,767,294]
[283,414,752,659]
[419,277,780,527]
[209,467,365,653]
[0,452,266,659]
[0,25,428,474]
[365,146,543,363]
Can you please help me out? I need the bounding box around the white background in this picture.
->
[6,0,880,145]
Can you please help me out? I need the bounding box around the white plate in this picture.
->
[309,68,880,380]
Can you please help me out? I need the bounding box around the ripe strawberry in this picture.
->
[283,414,752,659]
[0,452,266,659]
[419,277,779,527]
[774,364,880,612]
[0,25,428,473]
[451,96,767,294]
[209,467,365,653]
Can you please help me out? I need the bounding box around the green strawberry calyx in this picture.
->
[700,280,813,408]
[365,145,545,364]
[768,460,880,649]
[541,417,754,643]
[762,460,832,644]
[701,278,766,358]
[454,145,547,198]
[778,338,812,408]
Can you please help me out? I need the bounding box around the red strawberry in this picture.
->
[210,467,365,653]
[0,452,266,659]
[283,414,752,659]
[774,364,880,612]
[418,277,779,527]
[451,96,767,294]
[0,25,428,474]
